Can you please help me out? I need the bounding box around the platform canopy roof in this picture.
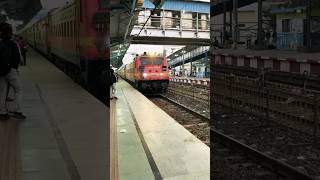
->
[0,0,42,30]
[110,0,144,68]
[0,0,72,31]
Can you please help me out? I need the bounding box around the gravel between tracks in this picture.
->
[148,96,210,145]
[164,80,320,179]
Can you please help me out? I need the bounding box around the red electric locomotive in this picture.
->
[20,0,109,103]
[119,52,169,92]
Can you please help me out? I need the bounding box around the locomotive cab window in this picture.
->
[141,58,152,65]
[153,58,163,65]
[141,57,164,65]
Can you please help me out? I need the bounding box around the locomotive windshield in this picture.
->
[141,57,164,65]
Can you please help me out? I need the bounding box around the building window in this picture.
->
[151,11,161,27]
[282,19,290,32]
[172,11,181,29]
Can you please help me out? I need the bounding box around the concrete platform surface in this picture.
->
[16,49,109,180]
[114,79,210,180]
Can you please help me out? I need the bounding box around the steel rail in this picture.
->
[160,94,314,180]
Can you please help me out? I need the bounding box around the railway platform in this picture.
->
[0,49,109,180]
[111,79,210,179]
[213,48,320,75]
[170,77,210,86]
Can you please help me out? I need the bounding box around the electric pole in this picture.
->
[257,0,263,47]
[306,0,312,50]
[233,0,238,49]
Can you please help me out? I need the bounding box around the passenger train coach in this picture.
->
[19,0,109,103]
[118,52,170,92]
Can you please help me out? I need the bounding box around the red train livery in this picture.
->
[20,0,109,103]
[118,52,169,92]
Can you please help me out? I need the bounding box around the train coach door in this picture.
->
[75,0,81,60]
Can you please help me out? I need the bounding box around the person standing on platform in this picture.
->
[0,23,26,120]
[99,66,110,107]
[110,67,117,100]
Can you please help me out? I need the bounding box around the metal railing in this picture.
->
[135,14,210,31]
[211,20,273,48]
[169,46,210,66]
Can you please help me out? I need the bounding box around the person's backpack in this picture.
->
[0,40,12,76]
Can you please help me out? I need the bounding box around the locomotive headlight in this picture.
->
[160,73,164,76]
[143,73,147,77]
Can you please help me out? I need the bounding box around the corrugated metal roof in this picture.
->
[143,0,210,13]
[17,9,50,33]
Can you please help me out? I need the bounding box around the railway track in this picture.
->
[213,103,320,179]
[212,72,320,135]
[209,73,320,178]
[149,95,313,179]
[213,65,320,91]
[165,81,210,117]
[169,73,320,135]
[148,95,210,145]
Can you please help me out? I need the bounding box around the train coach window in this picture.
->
[69,21,71,37]
[68,22,71,37]
[63,22,66,37]
[59,24,61,36]
[70,21,72,37]
[67,22,69,37]
[57,24,61,37]
[59,24,63,37]
[62,24,64,36]
[66,22,69,37]
[65,22,67,37]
